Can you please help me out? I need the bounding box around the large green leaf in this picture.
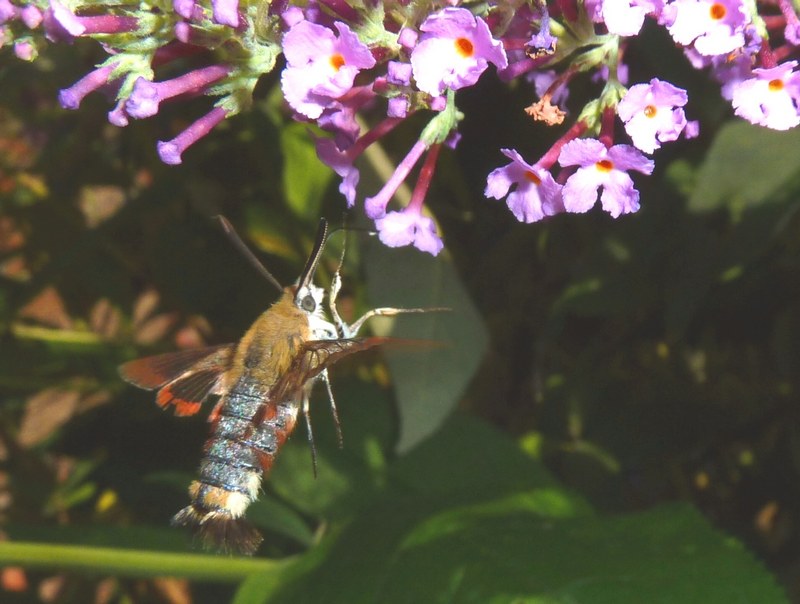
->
[235,415,784,604]
[688,122,800,212]
[364,242,488,453]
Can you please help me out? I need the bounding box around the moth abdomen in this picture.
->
[172,504,263,555]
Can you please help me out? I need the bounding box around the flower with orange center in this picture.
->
[329,53,345,71]
[558,138,654,218]
[709,2,726,20]
[454,37,474,58]
[410,7,507,96]
[485,148,564,223]
[281,20,375,119]
[665,0,748,56]
[595,159,615,172]
[617,78,689,153]
[731,61,800,130]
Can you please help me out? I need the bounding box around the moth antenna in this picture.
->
[215,215,283,293]
[297,218,328,292]
[322,370,343,448]
[302,392,318,478]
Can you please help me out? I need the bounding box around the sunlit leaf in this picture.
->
[134,312,177,345]
[689,122,800,212]
[18,286,72,329]
[133,289,161,326]
[89,298,122,339]
[78,184,126,227]
[17,388,80,448]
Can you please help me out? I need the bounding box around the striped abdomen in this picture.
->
[172,379,300,554]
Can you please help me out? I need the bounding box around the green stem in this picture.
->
[0,542,292,582]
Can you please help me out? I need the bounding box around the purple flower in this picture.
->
[593,62,630,85]
[709,51,753,99]
[663,0,748,56]
[58,63,117,110]
[559,139,654,217]
[281,6,305,28]
[317,103,361,150]
[315,137,360,206]
[597,0,663,36]
[173,0,195,20]
[157,106,228,165]
[528,2,557,54]
[777,0,800,45]
[365,139,427,219]
[20,5,43,28]
[398,27,418,50]
[530,70,569,106]
[281,20,376,119]
[730,61,800,130]
[617,78,688,153]
[44,0,85,41]
[0,0,14,24]
[126,65,230,119]
[44,0,137,42]
[387,96,409,118]
[410,7,508,96]
[684,120,700,138]
[315,116,404,207]
[387,61,413,86]
[108,100,129,127]
[375,209,444,256]
[212,0,239,28]
[14,39,36,60]
[485,149,563,223]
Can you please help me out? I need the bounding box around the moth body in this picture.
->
[119,218,439,554]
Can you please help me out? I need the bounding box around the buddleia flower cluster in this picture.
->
[2,0,799,255]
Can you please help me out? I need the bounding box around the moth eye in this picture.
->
[301,294,316,312]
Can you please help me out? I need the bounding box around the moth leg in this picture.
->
[320,368,343,448]
[301,390,318,478]
[347,307,442,337]
[328,268,347,339]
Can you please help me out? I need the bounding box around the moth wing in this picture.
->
[267,337,390,404]
[118,344,235,416]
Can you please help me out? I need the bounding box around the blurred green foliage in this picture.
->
[2,30,800,604]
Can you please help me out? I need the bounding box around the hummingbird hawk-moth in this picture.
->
[119,217,437,555]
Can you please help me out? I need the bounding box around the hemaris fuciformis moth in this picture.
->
[119,217,438,555]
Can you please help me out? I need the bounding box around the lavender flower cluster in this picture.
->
[2,0,799,254]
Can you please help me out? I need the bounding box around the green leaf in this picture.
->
[238,492,784,604]
[234,414,784,604]
[389,415,587,505]
[280,123,333,220]
[364,242,488,453]
[246,498,314,547]
[688,122,800,212]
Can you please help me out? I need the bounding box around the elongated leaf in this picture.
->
[364,243,488,453]
[689,122,800,212]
